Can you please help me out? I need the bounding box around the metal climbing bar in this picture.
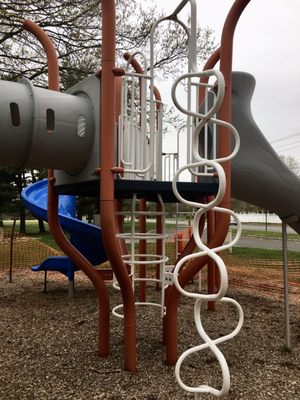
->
[171,67,244,397]
[118,51,163,180]
[113,194,170,318]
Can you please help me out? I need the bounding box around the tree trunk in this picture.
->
[38,218,46,233]
[19,203,26,234]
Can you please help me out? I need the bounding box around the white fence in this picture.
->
[235,212,281,224]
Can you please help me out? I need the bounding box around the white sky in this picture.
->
[141,0,300,163]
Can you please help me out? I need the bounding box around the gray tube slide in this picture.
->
[231,71,300,234]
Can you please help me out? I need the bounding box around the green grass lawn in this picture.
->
[3,219,299,261]
[122,219,189,233]
[1,220,300,287]
[231,227,300,241]
[229,246,300,261]
[3,220,60,250]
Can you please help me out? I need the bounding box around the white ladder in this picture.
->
[113,194,172,318]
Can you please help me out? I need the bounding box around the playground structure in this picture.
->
[1,0,300,397]
[21,179,107,295]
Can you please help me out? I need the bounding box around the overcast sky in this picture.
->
[143,0,300,163]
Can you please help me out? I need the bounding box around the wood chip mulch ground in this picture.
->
[0,270,299,400]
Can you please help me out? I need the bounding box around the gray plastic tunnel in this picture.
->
[0,77,95,174]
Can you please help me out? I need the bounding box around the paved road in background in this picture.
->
[166,221,300,252]
[239,223,295,234]
[235,236,300,251]
[232,224,300,252]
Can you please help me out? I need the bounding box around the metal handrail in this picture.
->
[119,51,163,179]
[168,0,198,72]
[149,10,192,171]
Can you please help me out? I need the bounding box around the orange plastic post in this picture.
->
[177,232,183,255]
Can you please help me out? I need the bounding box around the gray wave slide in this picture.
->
[231,71,300,234]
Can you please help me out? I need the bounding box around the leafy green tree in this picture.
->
[231,198,263,213]
[29,169,47,232]
[0,167,19,226]
[13,170,28,233]
[76,196,98,222]
[0,167,47,232]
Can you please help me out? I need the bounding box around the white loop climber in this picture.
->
[171,68,244,398]
[175,297,244,398]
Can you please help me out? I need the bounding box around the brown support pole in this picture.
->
[48,180,110,357]
[23,19,110,358]
[22,20,59,92]
[207,200,216,311]
[214,212,221,291]
[198,48,221,105]
[198,50,222,313]
[100,0,137,372]
[115,199,128,258]
[162,212,205,345]
[164,0,251,366]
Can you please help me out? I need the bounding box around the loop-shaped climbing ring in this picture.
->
[171,66,243,398]
[171,69,225,122]
[172,159,226,210]
[174,297,244,397]
[192,117,241,165]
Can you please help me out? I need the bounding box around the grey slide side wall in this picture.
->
[231,72,300,234]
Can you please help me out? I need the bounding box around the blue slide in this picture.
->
[21,179,107,280]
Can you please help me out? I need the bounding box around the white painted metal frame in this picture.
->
[163,152,179,181]
[167,8,244,392]
[117,2,244,396]
[119,52,163,180]
[172,70,243,397]
[113,194,170,319]
[281,220,291,350]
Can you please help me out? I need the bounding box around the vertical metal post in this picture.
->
[139,199,147,302]
[281,220,291,350]
[44,270,48,293]
[9,219,16,283]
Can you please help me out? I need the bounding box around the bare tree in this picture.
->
[0,0,216,88]
[280,154,300,177]
[0,1,216,229]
